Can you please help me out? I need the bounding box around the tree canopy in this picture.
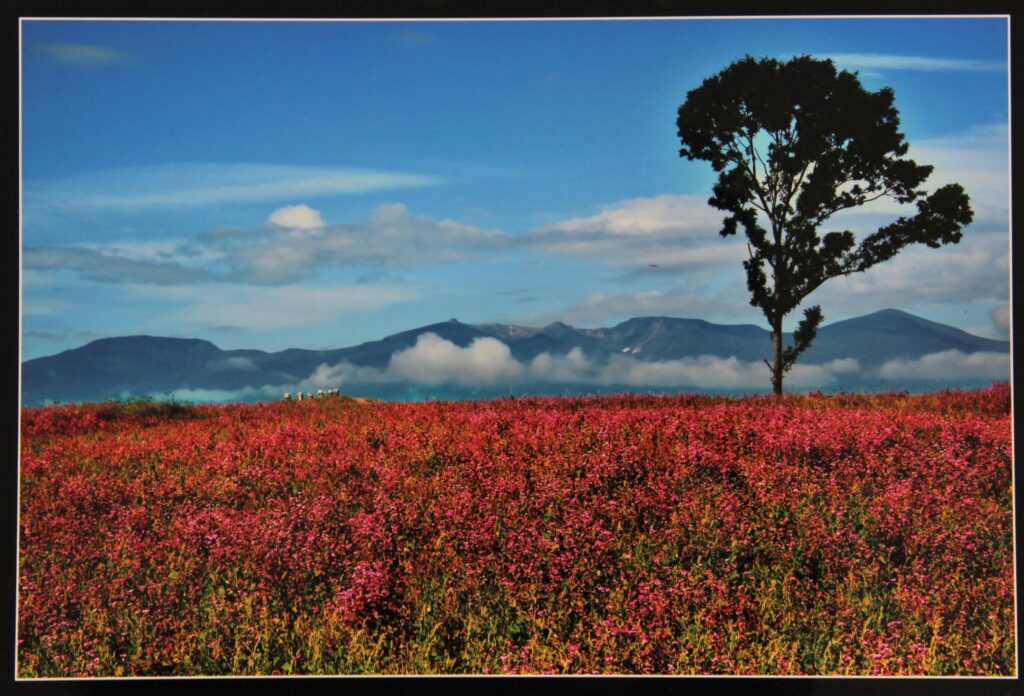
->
[676,55,974,394]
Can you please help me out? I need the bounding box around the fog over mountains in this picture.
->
[21,309,1010,405]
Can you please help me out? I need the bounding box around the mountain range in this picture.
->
[21,309,1011,405]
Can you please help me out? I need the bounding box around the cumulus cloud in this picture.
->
[525,194,735,273]
[268,204,325,229]
[206,202,509,284]
[598,354,767,389]
[877,350,1009,382]
[800,123,1008,249]
[907,123,1009,228]
[814,230,1009,311]
[811,224,1009,311]
[300,333,860,392]
[298,338,511,389]
[990,305,1010,339]
[524,123,1006,268]
[26,203,510,286]
[151,339,1005,404]
[302,362,399,387]
[301,338,1003,394]
[303,334,524,388]
[533,194,724,237]
[584,355,858,390]
[522,124,1007,320]
[389,333,524,385]
[529,347,593,382]
[34,42,133,66]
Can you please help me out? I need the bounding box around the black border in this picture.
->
[4,1,1021,694]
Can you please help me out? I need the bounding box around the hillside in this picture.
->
[21,309,1010,404]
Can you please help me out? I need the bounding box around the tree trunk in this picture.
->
[772,316,783,396]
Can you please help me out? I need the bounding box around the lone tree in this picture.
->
[676,55,973,395]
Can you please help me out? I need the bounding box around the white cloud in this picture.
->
[877,350,1009,382]
[389,333,524,386]
[526,122,1008,299]
[518,287,754,329]
[598,354,764,389]
[26,163,440,212]
[268,204,325,229]
[524,121,1008,329]
[991,305,1010,339]
[303,362,399,387]
[822,53,1006,73]
[300,333,859,392]
[35,42,133,66]
[149,339,1006,403]
[760,124,1009,320]
[205,357,259,371]
[534,194,724,237]
[79,238,203,263]
[22,246,218,285]
[27,203,510,286]
[737,123,1009,241]
[525,195,735,272]
[208,202,509,284]
[164,385,283,403]
[821,357,860,374]
[907,123,1009,225]
[295,334,527,389]
[815,230,1009,311]
[529,347,593,382]
[586,355,859,390]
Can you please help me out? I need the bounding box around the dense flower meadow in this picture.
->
[18,384,1014,676]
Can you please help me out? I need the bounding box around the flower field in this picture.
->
[17,384,1015,676]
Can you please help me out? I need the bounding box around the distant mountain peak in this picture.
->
[80,335,223,352]
[21,309,1009,405]
[541,321,585,339]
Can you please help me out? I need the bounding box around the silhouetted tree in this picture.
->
[676,55,973,395]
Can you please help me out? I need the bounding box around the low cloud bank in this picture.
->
[301,333,862,392]
[389,334,524,385]
[145,335,1007,404]
[878,350,1009,382]
[162,385,283,403]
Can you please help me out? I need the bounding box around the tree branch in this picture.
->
[725,141,774,218]
[808,184,897,228]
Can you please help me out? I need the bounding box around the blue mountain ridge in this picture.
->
[21,309,1010,405]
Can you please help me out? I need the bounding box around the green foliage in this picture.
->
[676,55,973,394]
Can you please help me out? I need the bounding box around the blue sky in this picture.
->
[21,17,1010,366]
